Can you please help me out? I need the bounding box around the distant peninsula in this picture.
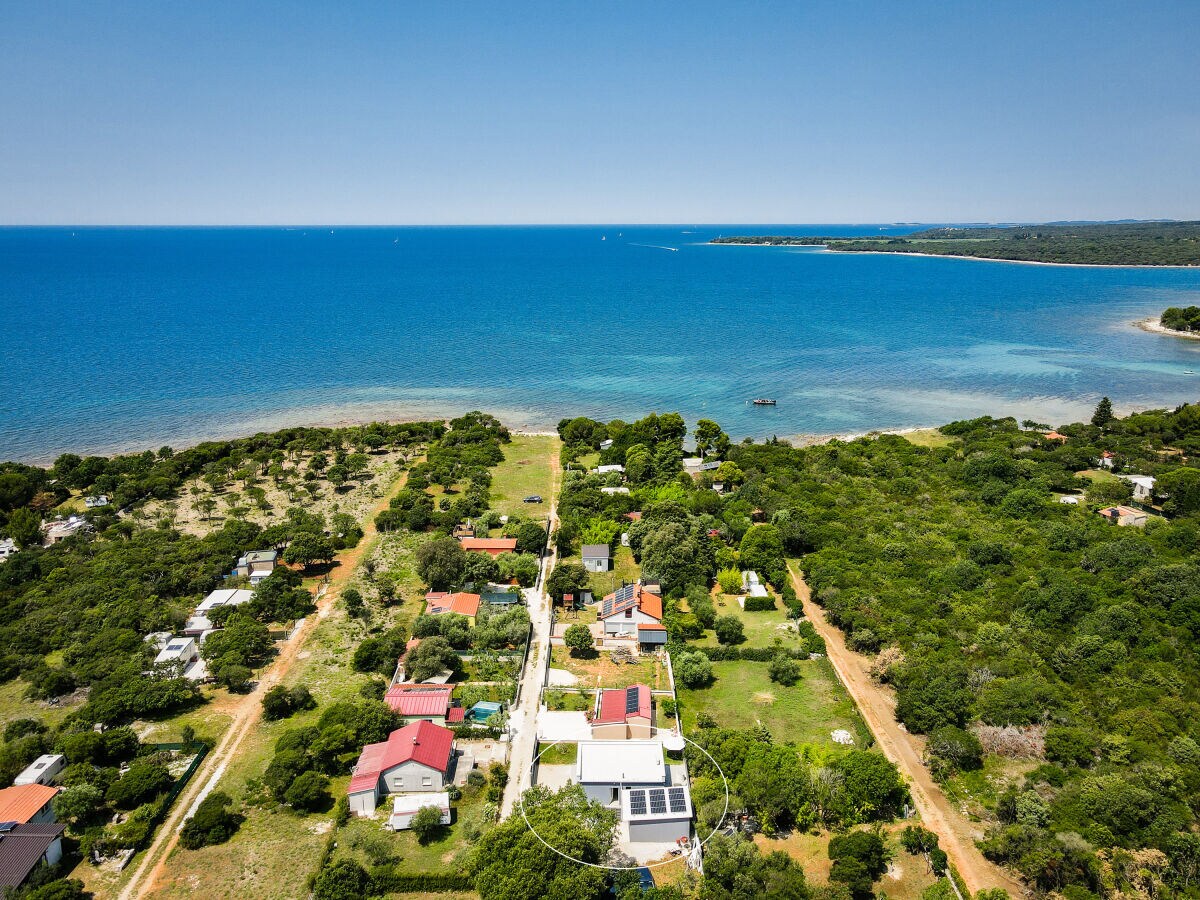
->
[1135,305,1200,340]
[712,221,1200,266]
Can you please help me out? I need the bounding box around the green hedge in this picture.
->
[369,869,474,892]
[742,595,777,612]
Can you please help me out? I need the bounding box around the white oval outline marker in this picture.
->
[516,725,730,871]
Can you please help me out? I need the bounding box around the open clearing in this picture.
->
[755,823,941,899]
[549,646,667,690]
[488,433,557,518]
[677,658,863,749]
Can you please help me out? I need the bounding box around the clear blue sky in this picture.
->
[1,1,1197,224]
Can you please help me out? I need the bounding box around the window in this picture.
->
[611,787,619,803]
[624,608,632,618]
[422,777,433,787]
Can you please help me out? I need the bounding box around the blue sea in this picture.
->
[3,225,1200,463]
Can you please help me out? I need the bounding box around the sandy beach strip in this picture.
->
[710,242,1200,269]
[1133,317,1200,340]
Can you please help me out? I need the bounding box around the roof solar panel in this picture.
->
[625,686,640,713]
[614,583,636,604]
[668,787,687,813]
[648,788,667,814]
[628,790,647,815]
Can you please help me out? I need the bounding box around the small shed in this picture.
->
[581,544,613,573]
[387,792,452,831]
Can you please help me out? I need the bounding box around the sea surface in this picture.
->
[3,225,1200,462]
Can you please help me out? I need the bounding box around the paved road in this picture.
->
[500,447,561,817]
[121,463,419,900]
[786,562,1025,896]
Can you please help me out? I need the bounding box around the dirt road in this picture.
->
[786,562,1025,896]
[121,464,417,900]
[500,443,561,817]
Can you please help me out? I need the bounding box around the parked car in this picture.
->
[523,495,543,503]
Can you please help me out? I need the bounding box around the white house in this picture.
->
[595,464,625,475]
[43,517,91,544]
[575,741,692,843]
[83,495,109,509]
[387,792,452,831]
[598,584,663,637]
[1058,495,1081,505]
[154,637,199,667]
[13,755,65,787]
[1118,474,1155,502]
[0,538,16,562]
[234,550,278,584]
[1097,451,1116,470]
[581,544,613,573]
[600,486,631,495]
[741,571,769,598]
[185,588,255,635]
[347,721,455,816]
[153,637,208,681]
[600,439,614,451]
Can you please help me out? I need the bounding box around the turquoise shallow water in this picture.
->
[3,225,1200,462]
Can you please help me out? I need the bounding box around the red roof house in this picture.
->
[591,684,653,740]
[458,537,518,557]
[383,684,454,723]
[347,721,455,816]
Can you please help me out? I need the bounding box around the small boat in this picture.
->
[752,398,777,406]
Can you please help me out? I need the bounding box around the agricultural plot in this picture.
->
[549,646,668,691]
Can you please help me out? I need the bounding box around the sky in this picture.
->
[1,1,1198,225]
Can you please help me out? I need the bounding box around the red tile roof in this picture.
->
[599,584,663,622]
[458,537,517,556]
[384,684,453,718]
[425,591,450,602]
[637,623,666,631]
[596,684,652,724]
[348,721,455,795]
[625,511,642,521]
[1044,431,1068,441]
[429,592,480,617]
[0,785,59,825]
[447,707,466,723]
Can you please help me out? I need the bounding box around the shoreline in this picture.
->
[709,241,1200,269]
[1133,316,1200,341]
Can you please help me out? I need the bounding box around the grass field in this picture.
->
[900,428,957,449]
[535,742,578,765]
[333,784,489,875]
[488,433,558,518]
[677,658,863,749]
[550,646,667,690]
[692,598,801,651]
[755,823,941,899]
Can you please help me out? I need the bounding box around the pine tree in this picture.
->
[1092,396,1114,428]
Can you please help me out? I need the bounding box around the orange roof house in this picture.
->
[598,583,663,638]
[0,784,59,825]
[1044,431,1068,442]
[426,591,481,624]
[458,537,518,557]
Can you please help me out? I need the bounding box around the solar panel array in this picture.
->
[625,686,640,713]
[601,583,638,618]
[668,787,688,813]
[628,790,647,815]
[648,788,667,814]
